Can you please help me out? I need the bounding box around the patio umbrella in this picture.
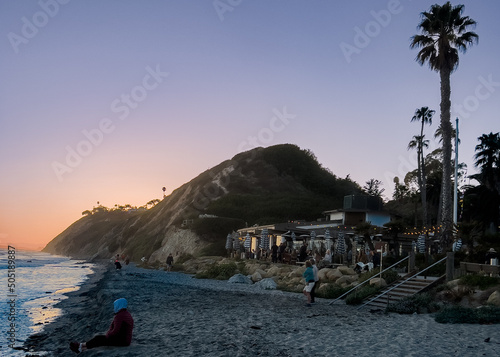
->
[309,231,316,251]
[325,229,332,251]
[417,235,426,254]
[291,231,296,249]
[453,238,462,252]
[244,233,251,249]
[259,228,269,250]
[233,234,240,250]
[225,233,232,250]
[335,232,346,255]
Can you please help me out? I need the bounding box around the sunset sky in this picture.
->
[1,0,499,250]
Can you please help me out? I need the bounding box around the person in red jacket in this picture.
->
[70,298,134,354]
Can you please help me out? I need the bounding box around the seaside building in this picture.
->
[235,195,394,254]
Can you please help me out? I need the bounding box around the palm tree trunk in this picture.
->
[419,122,428,227]
[416,144,423,226]
[439,67,453,247]
[421,153,428,226]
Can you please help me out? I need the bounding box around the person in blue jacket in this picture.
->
[302,260,315,307]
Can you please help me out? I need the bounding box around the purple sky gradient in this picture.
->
[1,0,499,250]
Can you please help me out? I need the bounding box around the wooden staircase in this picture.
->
[361,275,444,310]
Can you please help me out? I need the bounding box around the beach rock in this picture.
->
[228,274,253,284]
[326,269,343,281]
[288,277,302,286]
[251,271,263,282]
[318,268,333,281]
[255,268,268,278]
[487,290,500,306]
[267,266,282,277]
[447,279,461,289]
[245,263,259,275]
[369,278,387,287]
[343,275,358,283]
[289,266,306,277]
[337,266,356,275]
[256,278,277,290]
[335,276,350,286]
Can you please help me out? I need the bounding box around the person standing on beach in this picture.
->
[302,261,315,307]
[309,258,319,304]
[299,241,308,262]
[271,242,279,263]
[70,298,134,354]
[166,253,174,272]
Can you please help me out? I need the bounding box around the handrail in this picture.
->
[328,255,409,305]
[358,255,447,309]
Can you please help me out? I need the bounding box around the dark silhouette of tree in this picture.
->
[410,107,434,226]
[410,1,478,243]
[363,178,385,198]
[473,132,500,195]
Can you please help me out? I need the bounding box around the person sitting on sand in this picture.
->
[302,261,315,307]
[70,298,134,354]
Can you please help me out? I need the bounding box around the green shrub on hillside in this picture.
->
[191,217,245,237]
[358,268,400,285]
[459,275,500,290]
[195,262,238,280]
[345,285,379,305]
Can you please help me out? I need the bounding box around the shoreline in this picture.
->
[23,261,109,356]
[25,263,500,357]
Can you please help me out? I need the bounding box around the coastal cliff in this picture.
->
[43,144,362,262]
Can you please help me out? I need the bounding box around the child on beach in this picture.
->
[302,261,315,307]
[70,298,134,354]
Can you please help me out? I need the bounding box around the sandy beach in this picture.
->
[24,262,499,357]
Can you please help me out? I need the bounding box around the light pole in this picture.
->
[453,118,459,228]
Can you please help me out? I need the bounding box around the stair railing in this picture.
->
[328,255,409,305]
[357,255,447,310]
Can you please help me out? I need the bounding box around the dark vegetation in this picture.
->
[195,262,239,280]
[205,144,361,224]
[344,269,400,305]
[435,305,500,324]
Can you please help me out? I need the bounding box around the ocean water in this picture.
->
[0,249,94,356]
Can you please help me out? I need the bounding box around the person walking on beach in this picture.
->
[70,298,134,354]
[309,258,319,304]
[166,253,174,272]
[302,261,315,307]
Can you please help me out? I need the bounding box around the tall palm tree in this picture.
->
[411,107,434,226]
[410,2,478,242]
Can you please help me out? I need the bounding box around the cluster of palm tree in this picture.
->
[408,106,434,226]
[409,1,478,245]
